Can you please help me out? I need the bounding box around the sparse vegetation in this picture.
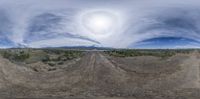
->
[1,50,30,62]
[41,49,83,66]
[105,49,195,58]
[0,49,83,66]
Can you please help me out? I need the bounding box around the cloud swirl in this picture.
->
[0,0,200,48]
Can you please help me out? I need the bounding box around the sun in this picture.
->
[82,11,118,35]
[87,14,113,32]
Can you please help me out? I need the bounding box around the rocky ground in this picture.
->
[0,50,199,99]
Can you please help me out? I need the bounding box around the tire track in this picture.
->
[181,51,200,88]
[97,52,126,74]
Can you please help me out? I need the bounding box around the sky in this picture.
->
[0,0,200,48]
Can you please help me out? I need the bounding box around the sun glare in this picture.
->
[82,11,118,35]
[89,14,113,32]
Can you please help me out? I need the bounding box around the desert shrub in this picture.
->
[41,50,83,66]
[58,61,64,65]
[48,68,57,71]
[105,49,177,58]
[43,49,63,54]
[16,51,30,61]
[2,51,10,59]
[41,55,50,63]
[0,49,83,66]
[48,62,56,66]
[63,51,82,60]
[2,50,30,61]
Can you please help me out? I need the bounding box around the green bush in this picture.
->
[0,49,83,66]
[105,49,177,58]
[48,62,56,66]
[2,50,30,61]
[41,55,50,63]
[41,50,82,66]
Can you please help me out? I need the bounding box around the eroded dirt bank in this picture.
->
[0,51,199,99]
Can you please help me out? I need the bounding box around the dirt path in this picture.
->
[75,52,128,96]
[181,51,200,88]
[98,53,126,73]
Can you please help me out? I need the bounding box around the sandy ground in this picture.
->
[0,51,199,99]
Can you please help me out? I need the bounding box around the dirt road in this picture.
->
[181,51,200,88]
[0,51,200,99]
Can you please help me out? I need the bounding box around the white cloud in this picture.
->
[0,0,200,48]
